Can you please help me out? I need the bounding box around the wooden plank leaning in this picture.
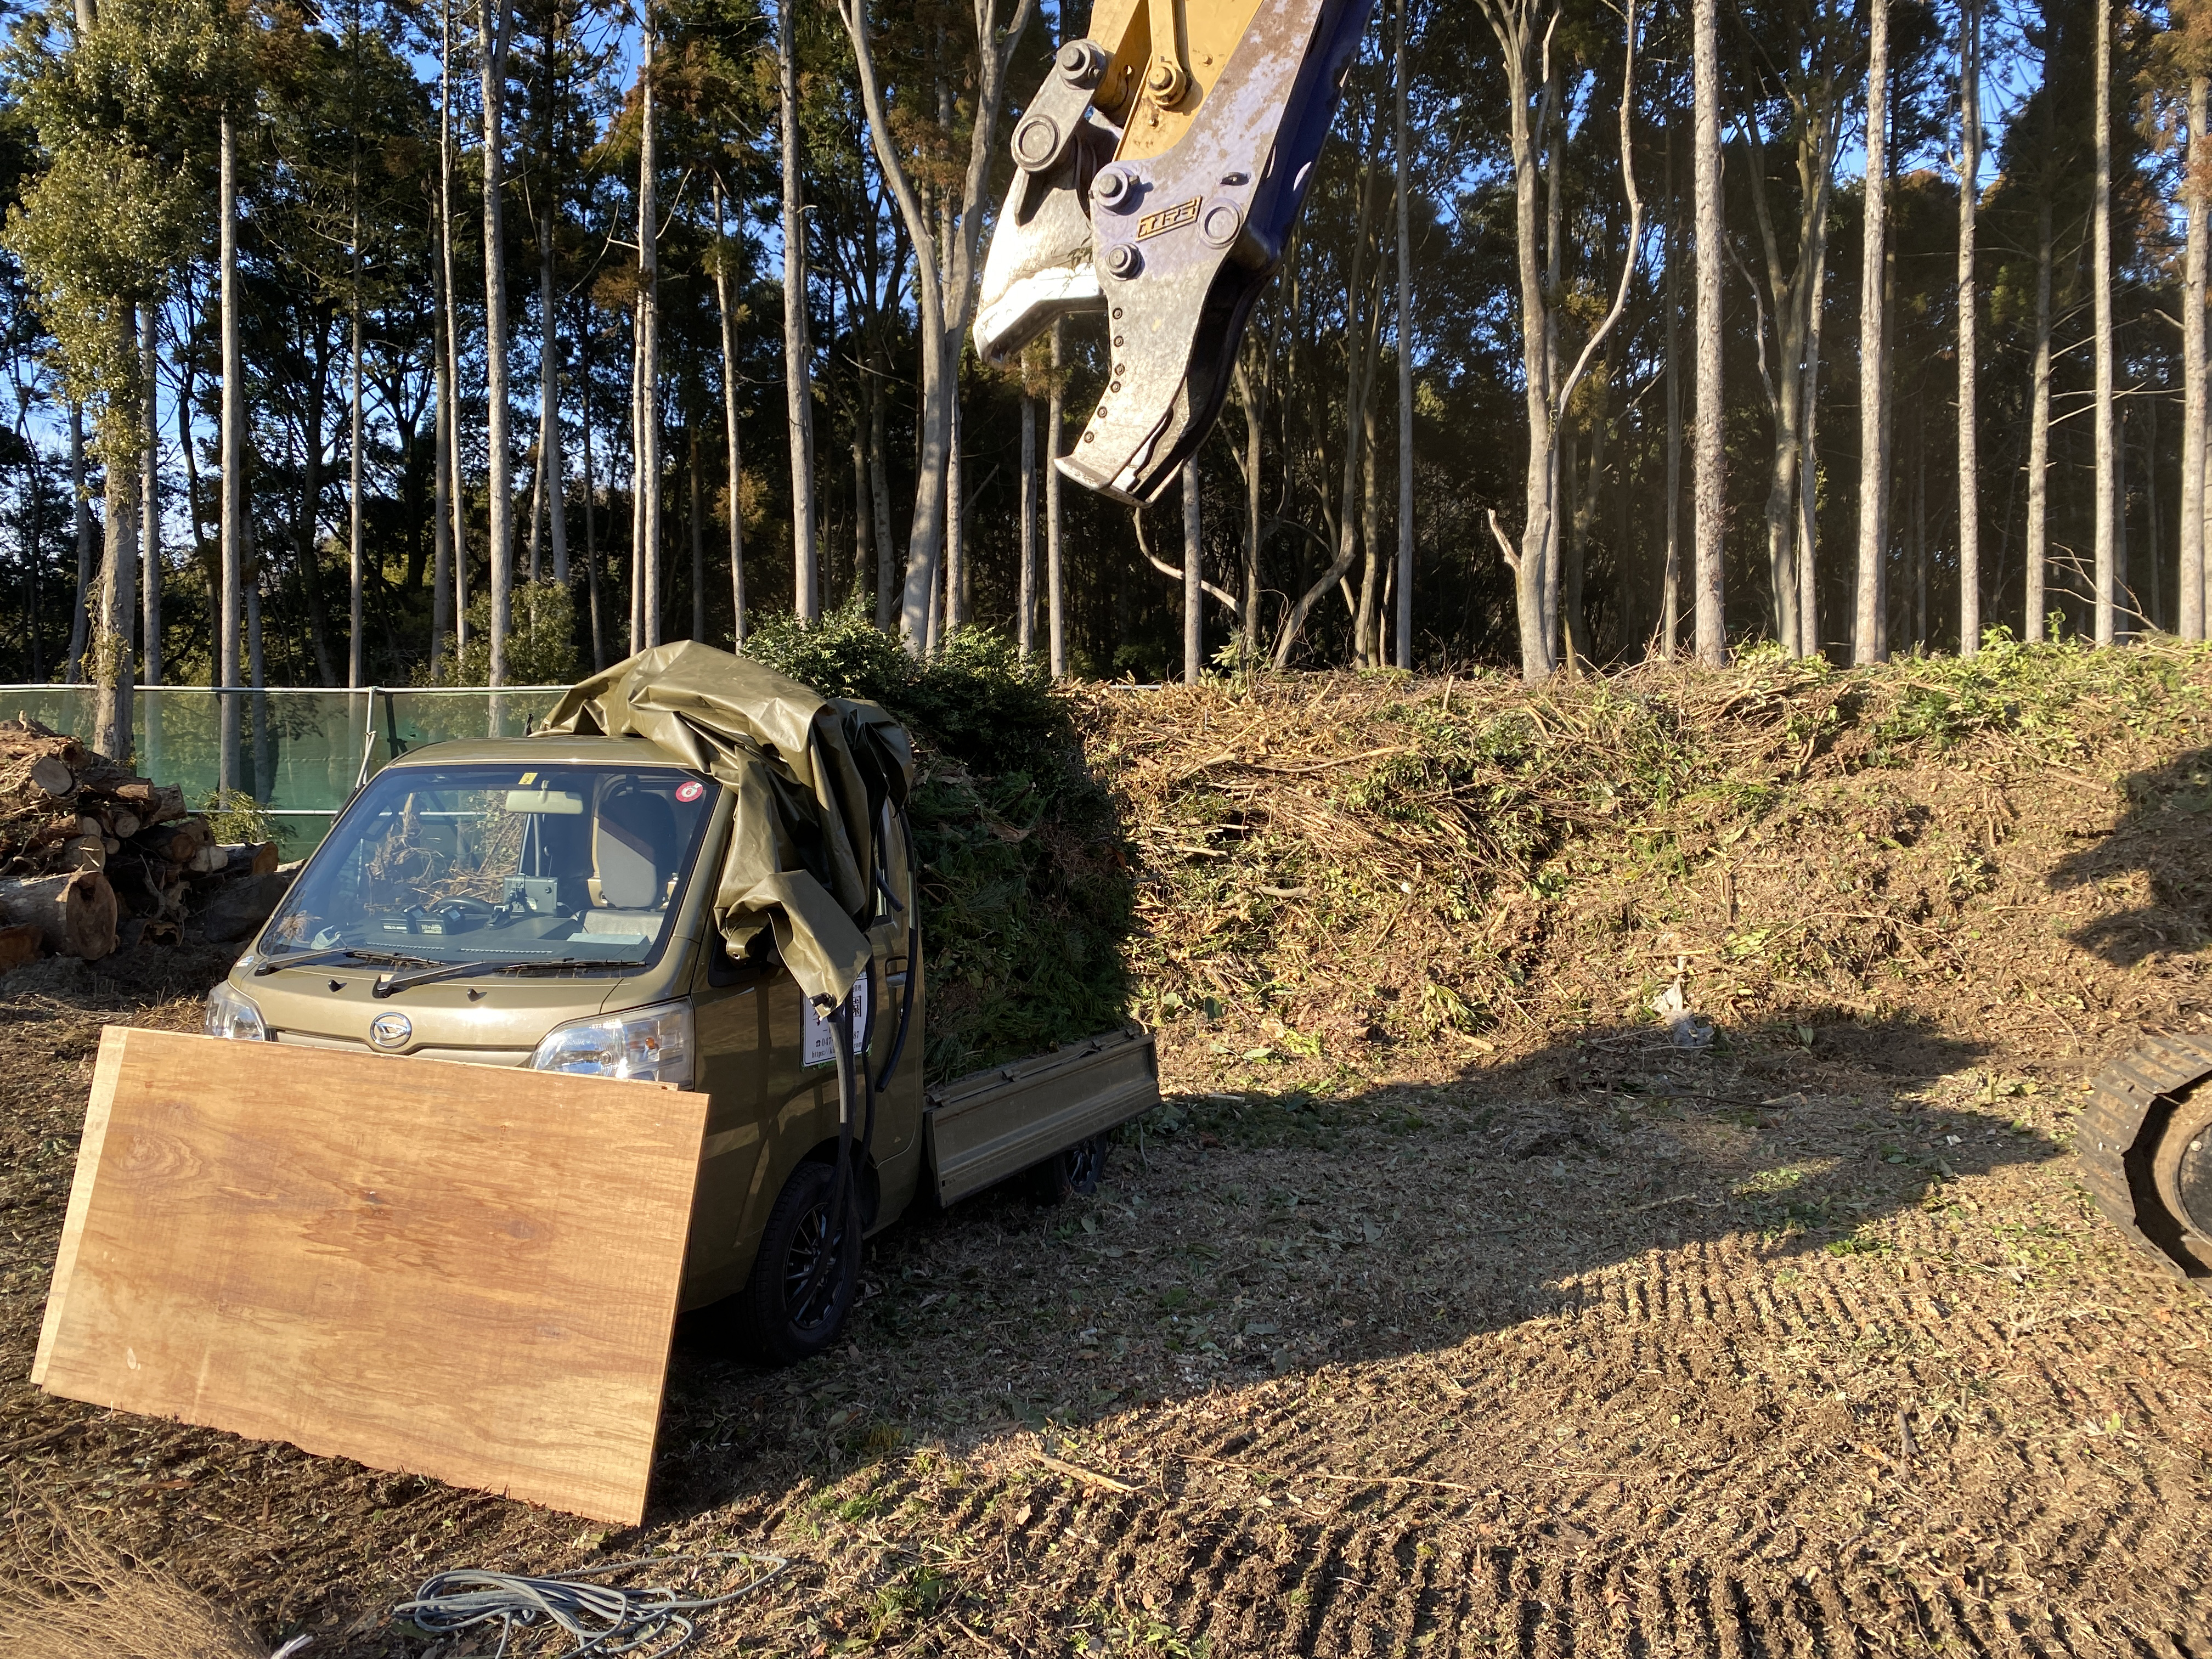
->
[32,1028,707,1526]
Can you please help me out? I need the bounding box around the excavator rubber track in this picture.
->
[2077,1032,2212,1286]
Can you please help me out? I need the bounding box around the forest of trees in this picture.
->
[0,0,2204,741]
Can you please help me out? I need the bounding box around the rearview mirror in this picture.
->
[505,788,584,815]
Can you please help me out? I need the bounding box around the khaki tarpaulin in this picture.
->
[535,641,914,1007]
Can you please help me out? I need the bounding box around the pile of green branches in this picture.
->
[742,612,1132,1082]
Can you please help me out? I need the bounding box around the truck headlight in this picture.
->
[204,981,269,1041]
[529,1000,693,1088]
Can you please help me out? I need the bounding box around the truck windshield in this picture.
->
[257,761,716,970]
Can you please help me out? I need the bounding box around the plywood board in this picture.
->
[33,1027,707,1526]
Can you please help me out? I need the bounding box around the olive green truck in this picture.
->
[197,645,1158,1364]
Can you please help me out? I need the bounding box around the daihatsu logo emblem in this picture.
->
[369,1013,412,1050]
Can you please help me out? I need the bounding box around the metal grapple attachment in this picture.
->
[973,0,1370,505]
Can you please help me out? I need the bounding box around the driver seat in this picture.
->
[585,787,676,938]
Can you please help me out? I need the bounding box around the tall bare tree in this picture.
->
[480,0,515,682]
[1393,0,1415,671]
[1691,0,1725,663]
[778,0,817,621]
[2092,0,2115,644]
[713,175,746,645]
[1737,0,1845,658]
[1474,0,1564,681]
[439,0,468,664]
[533,5,569,588]
[1047,319,1065,677]
[1956,0,1980,655]
[2185,72,2209,641]
[217,115,241,789]
[838,0,1034,653]
[634,3,661,647]
[1853,0,1891,663]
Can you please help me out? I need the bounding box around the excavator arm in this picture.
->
[973,0,1370,505]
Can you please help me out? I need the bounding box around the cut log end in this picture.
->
[0,870,119,961]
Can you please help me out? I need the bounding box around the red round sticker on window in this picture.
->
[676,780,706,803]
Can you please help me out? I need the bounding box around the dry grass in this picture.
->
[0,1531,270,1659]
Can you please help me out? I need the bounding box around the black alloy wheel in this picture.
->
[736,1160,861,1364]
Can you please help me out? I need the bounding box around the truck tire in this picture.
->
[1032,1133,1109,1204]
[734,1160,861,1365]
[2079,1034,2212,1286]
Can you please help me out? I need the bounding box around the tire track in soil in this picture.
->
[894,1177,2210,1659]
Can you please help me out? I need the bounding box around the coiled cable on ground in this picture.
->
[392,1551,788,1658]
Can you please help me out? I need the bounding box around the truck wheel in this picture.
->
[736,1160,861,1365]
[2079,1035,2212,1286]
[1034,1133,1109,1204]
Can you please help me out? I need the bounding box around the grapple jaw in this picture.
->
[973,0,1371,505]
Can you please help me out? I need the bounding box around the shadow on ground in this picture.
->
[2052,744,2212,964]
[648,1006,2051,1525]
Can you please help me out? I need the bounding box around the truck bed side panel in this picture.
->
[925,1029,1160,1205]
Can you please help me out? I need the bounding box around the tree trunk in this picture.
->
[871,352,896,634]
[440,0,470,665]
[838,0,1031,656]
[1691,0,1725,664]
[537,28,568,590]
[0,871,117,961]
[1019,394,1036,659]
[2187,79,2208,641]
[780,0,818,622]
[66,400,91,681]
[2026,195,2053,641]
[938,396,962,644]
[1956,0,1980,656]
[1047,319,1065,677]
[481,0,514,683]
[1797,227,1827,659]
[1854,0,1891,663]
[1662,125,1681,658]
[430,195,454,676]
[1277,154,1383,669]
[1392,0,1414,671]
[93,308,140,765]
[140,315,160,687]
[689,422,705,640]
[2092,0,2114,645]
[1183,455,1203,683]
[349,191,365,687]
[633,7,661,647]
[713,176,746,647]
[219,115,242,789]
[580,320,606,668]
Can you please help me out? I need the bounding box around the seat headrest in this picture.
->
[594,789,678,910]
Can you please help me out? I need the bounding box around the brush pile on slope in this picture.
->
[0,718,286,970]
[1080,638,2212,1097]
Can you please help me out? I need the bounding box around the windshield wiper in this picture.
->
[371,956,647,998]
[253,947,443,978]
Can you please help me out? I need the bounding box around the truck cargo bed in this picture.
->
[924,1028,1160,1205]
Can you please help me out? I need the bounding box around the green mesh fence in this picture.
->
[0,685,571,855]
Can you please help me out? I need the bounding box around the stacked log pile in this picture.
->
[0,718,286,968]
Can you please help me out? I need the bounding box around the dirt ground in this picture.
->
[4,656,2212,1656]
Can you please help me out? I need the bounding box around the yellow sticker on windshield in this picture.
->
[519,771,537,784]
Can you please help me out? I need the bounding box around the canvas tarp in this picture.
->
[536,641,914,1007]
